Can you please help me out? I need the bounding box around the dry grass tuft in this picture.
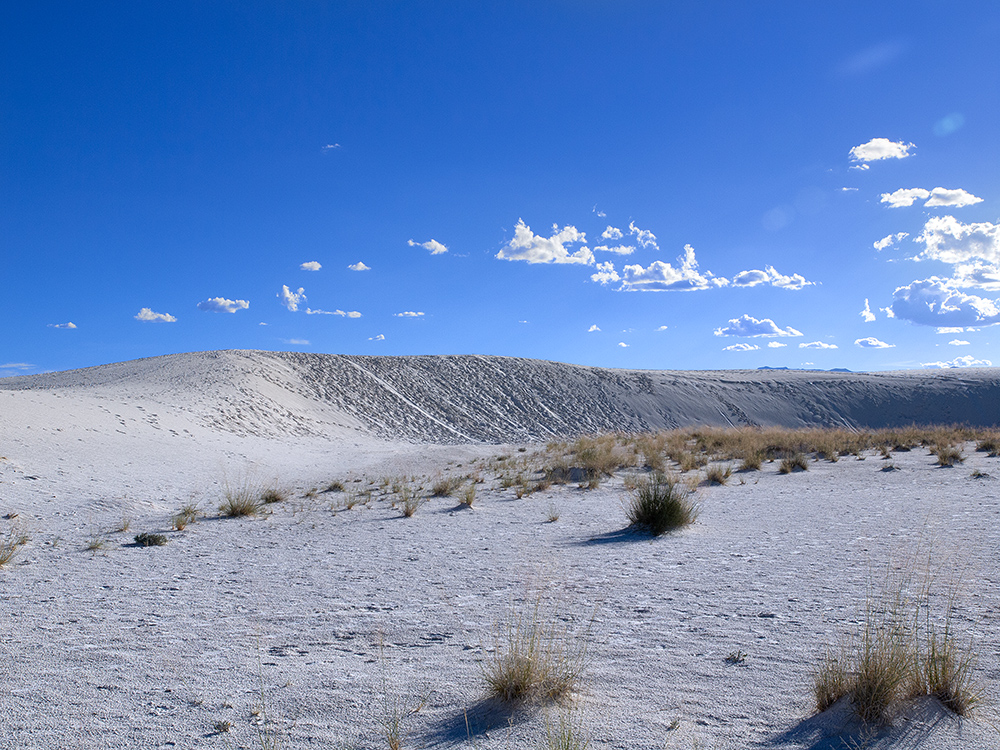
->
[779,454,809,474]
[432,476,463,497]
[482,599,587,706]
[704,464,732,485]
[460,483,476,507]
[935,446,965,467]
[0,524,28,566]
[625,473,698,535]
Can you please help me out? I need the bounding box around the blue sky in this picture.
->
[3,2,1000,377]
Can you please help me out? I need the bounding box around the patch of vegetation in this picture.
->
[432,476,463,497]
[935,446,965,467]
[625,473,698,536]
[704,464,732,485]
[134,532,168,547]
[778,454,809,474]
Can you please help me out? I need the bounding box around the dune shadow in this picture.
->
[577,525,651,546]
[765,696,961,750]
[416,696,534,746]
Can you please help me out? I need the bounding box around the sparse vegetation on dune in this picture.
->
[625,473,698,535]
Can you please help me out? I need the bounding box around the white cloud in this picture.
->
[841,187,859,192]
[880,187,983,209]
[394,311,424,318]
[860,299,876,322]
[880,188,930,208]
[278,285,306,312]
[618,342,629,348]
[936,327,971,334]
[855,337,895,349]
[602,226,623,240]
[913,216,1000,288]
[723,343,759,352]
[799,341,838,349]
[305,308,361,318]
[874,232,908,251]
[321,143,341,151]
[284,339,310,345]
[881,306,896,318]
[47,322,77,329]
[590,261,621,285]
[300,261,322,271]
[891,278,1000,327]
[135,308,177,323]
[620,245,727,292]
[496,219,592,265]
[592,205,606,217]
[849,138,915,163]
[731,265,815,290]
[767,341,787,348]
[922,355,992,369]
[714,314,803,338]
[925,188,984,208]
[948,339,971,346]
[851,164,871,171]
[198,297,250,313]
[408,238,448,255]
[588,324,600,332]
[628,221,659,250]
[369,334,385,341]
[0,362,33,370]
[348,261,370,271]
[656,325,668,331]
[594,244,636,255]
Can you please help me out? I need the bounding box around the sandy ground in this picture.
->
[2,352,1000,749]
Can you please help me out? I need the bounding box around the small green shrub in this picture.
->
[134,532,168,547]
[625,473,697,535]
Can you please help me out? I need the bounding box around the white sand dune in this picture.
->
[1,350,998,749]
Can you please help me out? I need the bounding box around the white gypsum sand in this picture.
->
[0,350,998,749]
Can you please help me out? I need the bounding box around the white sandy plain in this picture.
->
[1,350,999,749]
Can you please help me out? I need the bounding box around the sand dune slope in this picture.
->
[4,350,999,443]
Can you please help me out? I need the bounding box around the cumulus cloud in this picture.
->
[656,325,668,331]
[618,342,629,348]
[134,308,177,323]
[799,341,838,349]
[496,219,592,265]
[723,343,759,352]
[628,221,659,250]
[874,232,908,251]
[730,266,815,290]
[321,143,341,151]
[588,324,600,332]
[880,187,983,208]
[880,188,930,208]
[767,342,787,348]
[714,314,803,338]
[949,339,971,346]
[620,245,727,292]
[590,261,621,285]
[300,261,322,271]
[890,278,1000,327]
[602,226,623,240]
[913,216,1000,288]
[936,326,969,334]
[198,298,249,313]
[860,299,876,322]
[594,244,636,255]
[855,337,895,349]
[369,334,385,341]
[394,311,424,318]
[408,238,448,255]
[278,285,306,312]
[47,322,77,329]
[922,355,992,369]
[850,138,915,163]
[305,308,361,318]
[348,261,370,271]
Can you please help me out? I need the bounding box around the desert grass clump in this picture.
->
[739,451,763,472]
[260,488,287,505]
[975,434,1000,456]
[482,600,587,705]
[935,446,965,467]
[172,503,199,530]
[543,709,590,750]
[134,532,168,547]
[432,476,463,497]
[704,464,732,485]
[399,486,421,517]
[778,453,809,474]
[460,483,476,507]
[0,524,28,565]
[220,476,264,517]
[625,473,698,536]
[814,560,980,725]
